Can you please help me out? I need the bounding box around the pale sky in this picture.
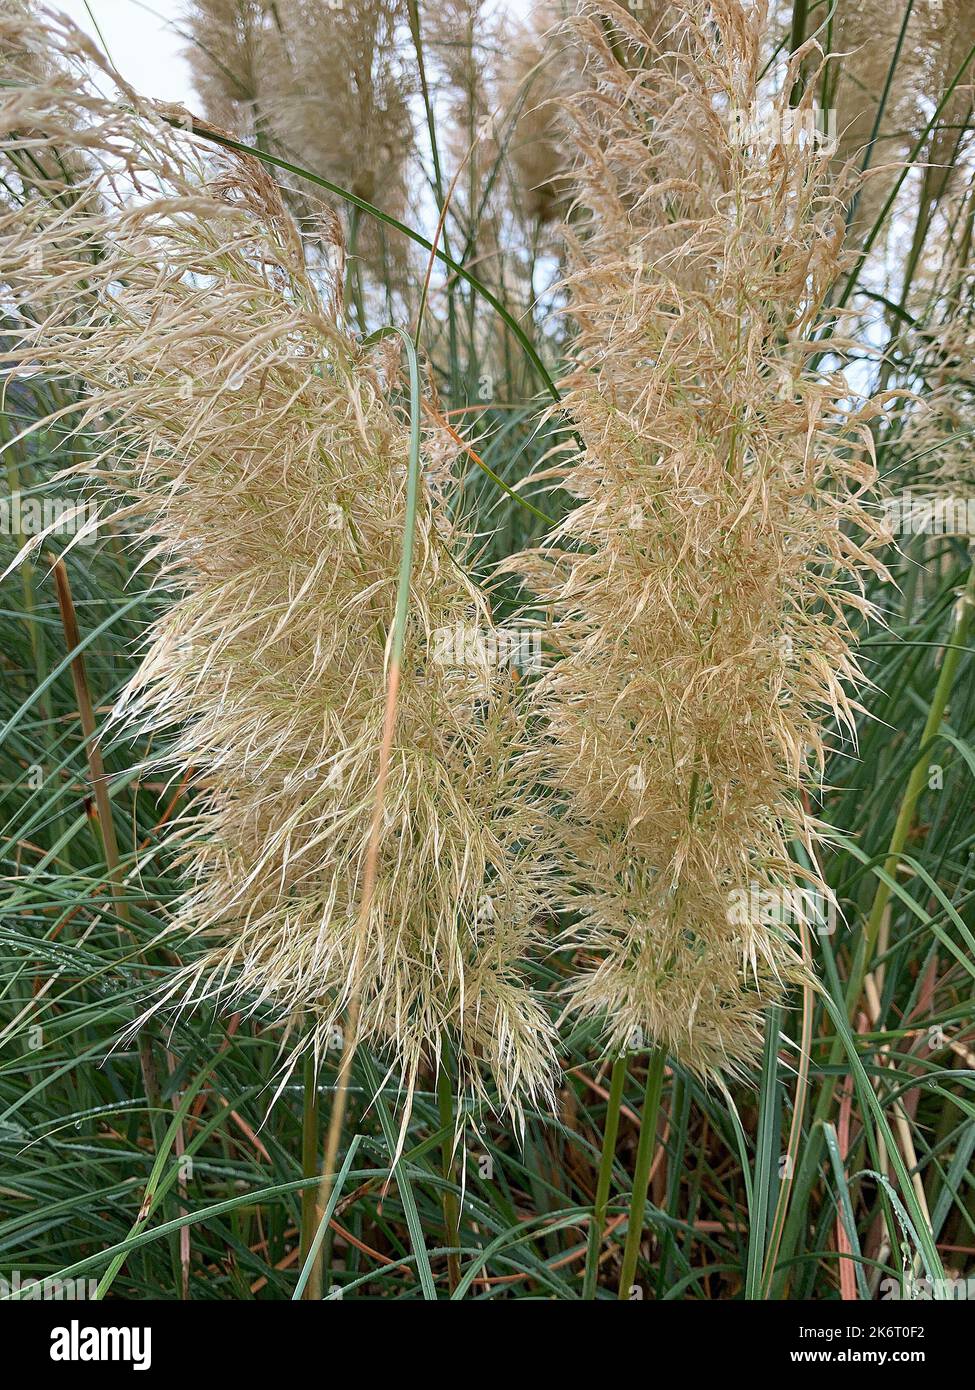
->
[58,1,199,107]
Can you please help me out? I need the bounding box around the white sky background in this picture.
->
[58,1,203,107]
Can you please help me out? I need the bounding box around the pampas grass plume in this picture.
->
[0,3,557,1122]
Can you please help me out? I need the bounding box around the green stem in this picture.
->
[774,555,975,1294]
[787,0,809,105]
[51,558,163,1122]
[617,1047,666,1300]
[3,446,63,855]
[582,1053,627,1300]
[437,1056,461,1294]
[300,1050,320,1298]
[345,206,368,334]
[307,325,424,1296]
[856,557,975,1001]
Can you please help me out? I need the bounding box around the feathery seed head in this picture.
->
[188,0,415,291]
[512,0,891,1078]
[0,4,557,1121]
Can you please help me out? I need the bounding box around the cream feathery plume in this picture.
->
[256,0,413,210]
[498,1,677,230]
[184,0,268,130]
[511,0,892,1077]
[833,0,975,239]
[892,240,975,579]
[187,0,414,296]
[499,1,574,230]
[0,4,557,1119]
